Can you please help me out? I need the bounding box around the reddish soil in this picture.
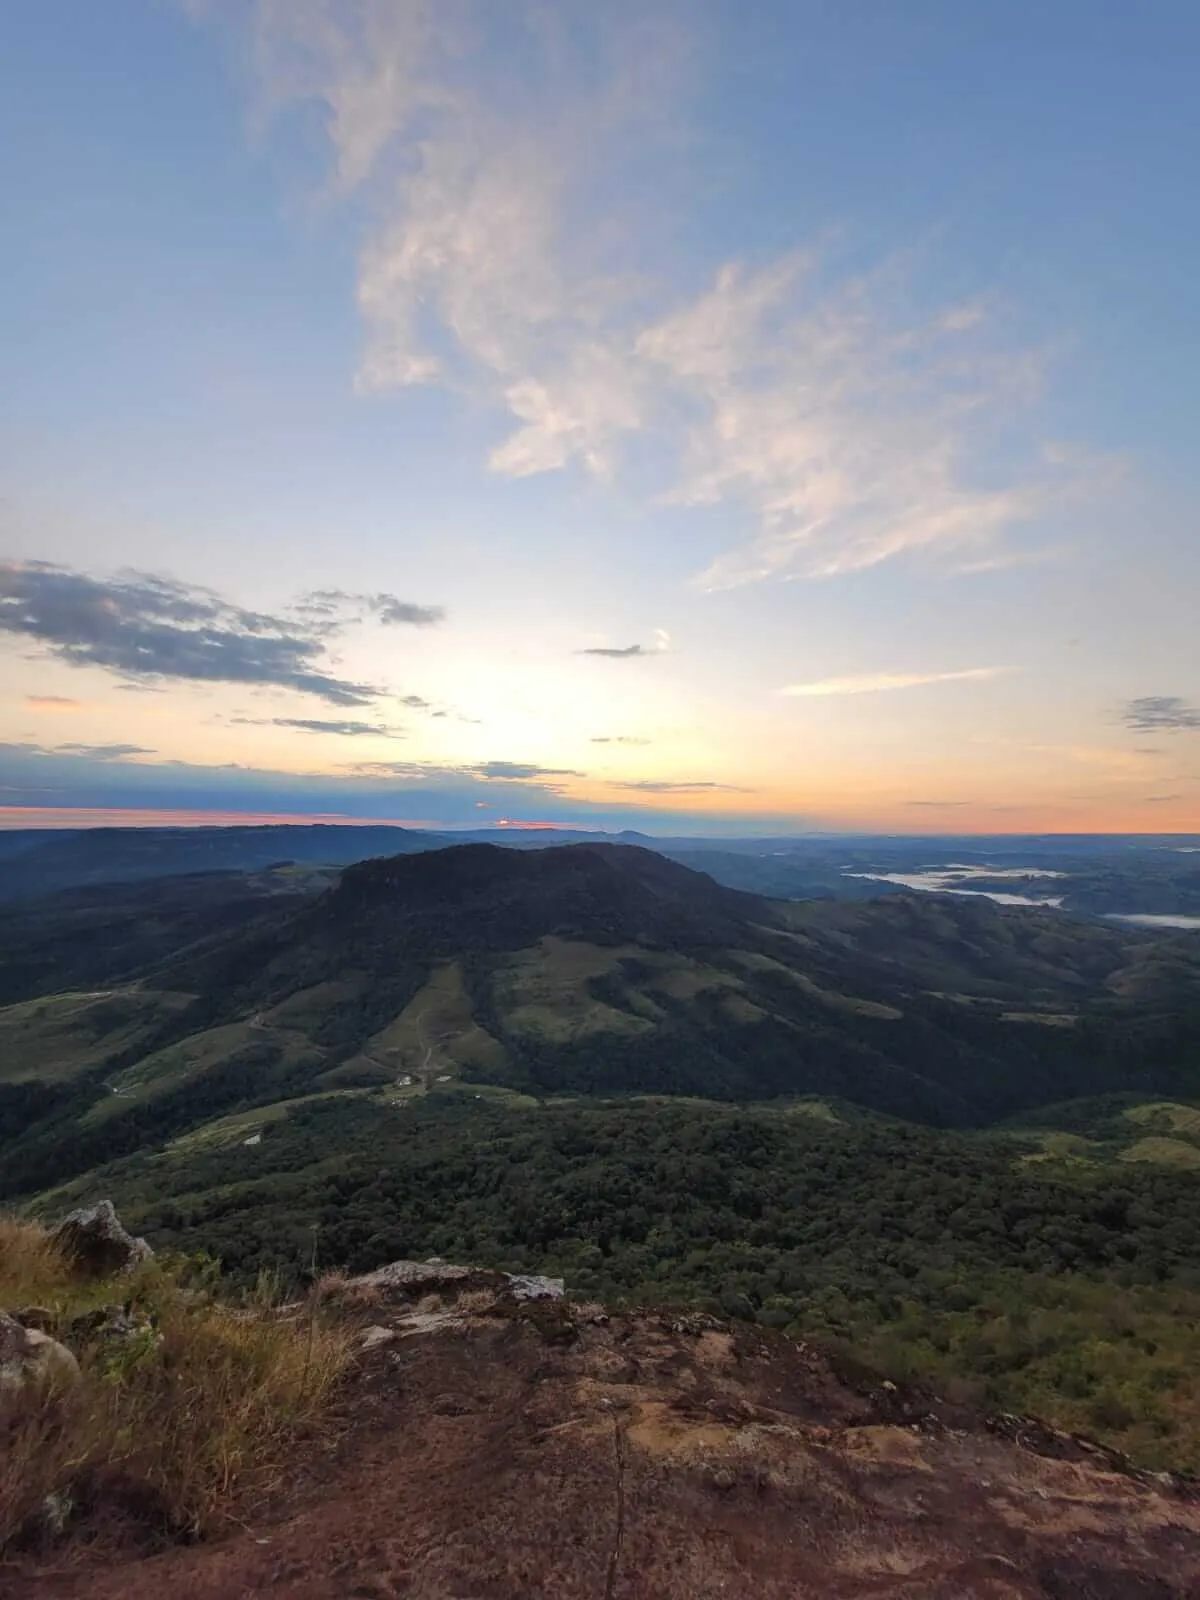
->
[10,1300,1200,1598]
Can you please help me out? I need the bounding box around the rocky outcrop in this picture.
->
[506,1272,566,1302]
[353,1257,564,1302]
[51,1201,152,1278]
[0,1312,80,1401]
[13,1304,1200,1598]
[356,1258,479,1295]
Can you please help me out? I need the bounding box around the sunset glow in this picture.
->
[2,3,1197,835]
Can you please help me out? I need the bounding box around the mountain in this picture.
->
[0,824,658,903]
[4,841,1200,1207]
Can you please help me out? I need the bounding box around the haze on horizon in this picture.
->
[1,1,1197,836]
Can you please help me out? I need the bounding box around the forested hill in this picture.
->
[4,843,1200,1207]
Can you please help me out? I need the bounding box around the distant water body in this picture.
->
[843,866,1064,909]
[1105,914,1200,931]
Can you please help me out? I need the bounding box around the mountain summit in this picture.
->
[5,842,1199,1216]
[325,841,763,946]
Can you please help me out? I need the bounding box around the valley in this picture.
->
[3,835,1200,1475]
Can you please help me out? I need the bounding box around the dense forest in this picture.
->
[40,1090,1200,1473]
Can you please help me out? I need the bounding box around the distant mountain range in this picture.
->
[2,822,1199,919]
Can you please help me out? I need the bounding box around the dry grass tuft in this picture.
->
[315,1270,385,1310]
[1,1216,351,1551]
[0,1371,100,1552]
[105,1294,349,1537]
[0,1217,73,1306]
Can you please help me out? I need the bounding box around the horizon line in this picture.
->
[0,806,1196,842]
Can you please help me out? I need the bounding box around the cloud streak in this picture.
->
[232,716,405,738]
[578,629,670,659]
[781,666,1012,698]
[53,743,153,760]
[0,560,444,706]
[1123,697,1200,733]
[228,0,1084,586]
[295,589,445,631]
[349,758,583,785]
[609,779,754,794]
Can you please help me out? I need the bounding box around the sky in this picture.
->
[1,0,1198,835]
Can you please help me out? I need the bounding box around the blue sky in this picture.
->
[1,0,1197,833]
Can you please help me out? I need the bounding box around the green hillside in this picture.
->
[34,1087,1200,1472]
[3,843,1200,1202]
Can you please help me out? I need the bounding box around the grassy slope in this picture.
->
[0,990,193,1084]
[3,846,1200,1210]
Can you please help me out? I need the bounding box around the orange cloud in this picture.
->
[26,695,83,711]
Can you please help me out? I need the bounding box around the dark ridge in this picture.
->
[326,841,770,948]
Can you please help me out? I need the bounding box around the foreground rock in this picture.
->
[351,1257,565,1302]
[0,1311,80,1401]
[15,1302,1200,1597]
[51,1201,153,1278]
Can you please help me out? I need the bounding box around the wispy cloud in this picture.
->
[590,735,651,745]
[579,629,670,659]
[350,758,583,785]
[233,716,404,738]
[0,560,443,706]
[374,597,444,627]
[1,739,151,763]
[953,545,1070,576]
[642,262,1067,588]
[609,779,754,794]
[52,743,153,760]
[781,666,1011,698]
[294,589,445,631]
[474,760,582,781]
[1123,696,1200,733]
[223,0,1081,587]
[26,695,82,710]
